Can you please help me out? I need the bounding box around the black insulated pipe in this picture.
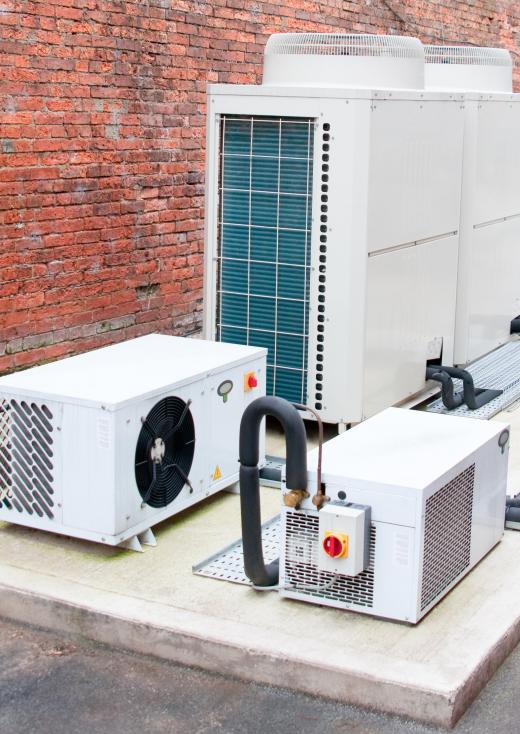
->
[425,367,464,410]
[426,364,502,411]
[511,317,520,334]
[239,396,307,587]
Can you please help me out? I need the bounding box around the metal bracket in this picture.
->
[426,364,502,412]
[119,535,143,553]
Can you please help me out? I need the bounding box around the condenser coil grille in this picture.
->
[424,45,512,67]
[265,33,424,59]
[0,398,55,519]
[283,509,376,608]
[216,115,314,403]
[420,464,475,611]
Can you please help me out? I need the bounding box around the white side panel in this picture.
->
[371,522,417,622]
[475,101,520,223]
[470,430,508,563]
[312,100,371,424]
[208,356,266,488]
[363,236,458,419]
[61,405,117,535]
[367,99,464,253]
[463,218,520,363]
[453,103,478,365]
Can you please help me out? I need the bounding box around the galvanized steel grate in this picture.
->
[0,398,55,519]
[427,341,520,419]
[216,115,314,404]
[283,509,376,608]
[193,514,280,585]
[421,464,474,611]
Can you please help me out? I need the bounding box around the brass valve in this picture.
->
[283,489,309,509]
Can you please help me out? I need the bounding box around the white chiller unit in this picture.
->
[0,335,266,549]
[204,33,466,427]
[279,408,509,623]
[425,45,520,365]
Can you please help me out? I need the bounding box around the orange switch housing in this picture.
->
[244,371,258,391]
[322,531,349,559]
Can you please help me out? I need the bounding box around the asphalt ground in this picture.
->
[1,616,519,734]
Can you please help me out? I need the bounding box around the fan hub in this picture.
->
[150,437,166,464]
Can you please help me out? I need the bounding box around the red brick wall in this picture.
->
[1,0,518,373]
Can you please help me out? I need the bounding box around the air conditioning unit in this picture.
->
[425,45,520,365]
[204,33,465,427]
[279,407,509,623]
[0,334,266,550]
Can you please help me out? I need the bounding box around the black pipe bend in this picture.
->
[239,396,307,588]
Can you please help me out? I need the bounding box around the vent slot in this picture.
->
[216,115,314,403]
[314,123,329,411]
[0,399,55,519]
[283,509,376,608]
[420,464,475,611]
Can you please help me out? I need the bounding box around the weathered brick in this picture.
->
[0,0,518,374]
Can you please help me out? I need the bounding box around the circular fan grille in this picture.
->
[135,397,195,509]
[424,45,512,67]
[265,33,424,59]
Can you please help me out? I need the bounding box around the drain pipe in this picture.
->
[239,396,308,588]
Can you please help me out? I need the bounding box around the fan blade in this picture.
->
[140,418,157,440]
[162,462,194,493]
[140,462,158,506]
[163,399,192,442]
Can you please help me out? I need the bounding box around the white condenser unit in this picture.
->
[425,45,520,365]
[280,408,509,623]
[0,335,266,550]
[204,33,465,427]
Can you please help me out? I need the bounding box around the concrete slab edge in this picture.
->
[450,615,520,727]
[0,581,456,728]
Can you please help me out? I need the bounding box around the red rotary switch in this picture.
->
[322,533,348,559]
[248,374,258,389]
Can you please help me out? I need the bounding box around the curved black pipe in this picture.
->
[426,367,464,410]
[511,317,520,334]
[426,365,502,411]
[239,396,307,587]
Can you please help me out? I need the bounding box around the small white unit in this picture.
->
[0,335,266,549]
[204,33,465,425]
[279,408,509,622]
[425,45,520,365]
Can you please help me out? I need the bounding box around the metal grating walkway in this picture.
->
[193,515,280,586]
[427,340,520,419]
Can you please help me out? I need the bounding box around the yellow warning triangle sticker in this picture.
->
[213,465,222,481]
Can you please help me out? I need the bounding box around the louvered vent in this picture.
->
[424,45,512,67]
[421,464,475,611]
[0,398,55,519]
[283,509,376,608]
[266,33,424,59]
[216,115,314,403]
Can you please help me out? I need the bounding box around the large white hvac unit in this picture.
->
[204,33,465,427]
[279,408,509,623]
[0,335,266,549]
[425,45,520,365]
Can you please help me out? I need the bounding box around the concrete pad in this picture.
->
[1,415,520,728]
